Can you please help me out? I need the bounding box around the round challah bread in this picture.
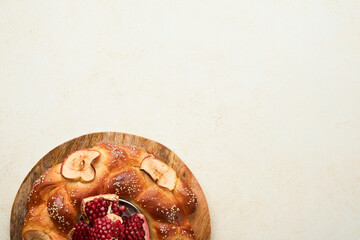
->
[22,142,198,240]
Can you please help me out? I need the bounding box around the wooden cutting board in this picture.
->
[10,132,211,240]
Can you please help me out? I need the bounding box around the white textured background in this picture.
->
[1,1,360,239]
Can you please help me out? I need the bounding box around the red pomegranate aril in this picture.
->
[71,221,90,240]
[85,198,112,223]
[85,198,126,224]
[123,214,148,240]
[89,215,125,240]
[111,202,126,217]
[72,195,150,240]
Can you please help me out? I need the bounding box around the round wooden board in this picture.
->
[10,132,211,240]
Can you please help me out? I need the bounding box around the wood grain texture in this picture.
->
[10,132,211,240]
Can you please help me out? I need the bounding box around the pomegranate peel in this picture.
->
[105,213,123,223]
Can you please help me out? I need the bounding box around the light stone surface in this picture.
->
[1,1,360,239]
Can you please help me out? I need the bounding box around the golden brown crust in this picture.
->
[174,180,198,216]
[22,143,197,240]
[108,168,150,198]
[46,188,77,233]
[136,187,185,225]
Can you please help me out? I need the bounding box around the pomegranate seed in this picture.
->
[72,221,90,240]
[89,216,125,240]
[122,215,146,240]
[85,198,127,224]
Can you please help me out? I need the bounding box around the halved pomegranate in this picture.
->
[68,194,150,240]
[81,194,126,224]
[123,213,150,240]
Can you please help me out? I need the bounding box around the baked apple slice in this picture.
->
[140,156,177,191]
[60,150,100,182]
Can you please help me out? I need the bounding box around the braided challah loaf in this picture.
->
[22,142,197,240]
